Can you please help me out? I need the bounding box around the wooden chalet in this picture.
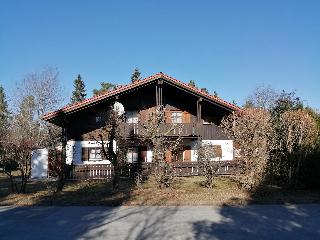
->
[43,72,240,179]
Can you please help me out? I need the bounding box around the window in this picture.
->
[96,116,102,123]
[89,148,102,160]
[126,111,139,123]
[171,112,182,123]
[127,147,138,163]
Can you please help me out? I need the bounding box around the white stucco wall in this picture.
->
[31,148,48,179]
[66,140,115,165]
[147,145,153,162]
[201,140,234,161]
[65,140,233,164]
[190,141,198,162]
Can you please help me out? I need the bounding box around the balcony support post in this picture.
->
[197,97,202,123]
[156,79,163,107]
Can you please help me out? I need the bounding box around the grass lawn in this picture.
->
[1,173,320,206]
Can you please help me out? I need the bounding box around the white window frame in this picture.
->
[171,111,183,123]
[126,111,139,123]
[127,147,138,163]
[89,147,103,161]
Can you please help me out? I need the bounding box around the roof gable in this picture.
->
[43,72,240,121]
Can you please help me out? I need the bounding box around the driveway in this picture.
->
[0,204,319,239]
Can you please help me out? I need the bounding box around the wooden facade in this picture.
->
[43,73,240,176]
[61,80,231,143]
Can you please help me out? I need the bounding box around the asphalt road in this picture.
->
[0,204,319,240]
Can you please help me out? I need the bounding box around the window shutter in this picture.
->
[165,110,172,123]
[183,146,191,161]
[82,147,89,161]
[183,112,191,123]
[139,109,147,122]
[213,145,222,158]
[165,150,172,162]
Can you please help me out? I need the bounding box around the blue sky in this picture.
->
[0,0,319,109]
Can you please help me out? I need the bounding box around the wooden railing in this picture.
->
[119,123,228,140]
[68,161,241,180]
[69,164,113,180]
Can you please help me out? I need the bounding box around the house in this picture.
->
[42,72,240,177]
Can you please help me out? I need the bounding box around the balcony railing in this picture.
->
[68,161,241,180]
[119,123,228,140]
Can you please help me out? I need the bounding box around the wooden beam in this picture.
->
[197,97,202,123]
[160,84,163,106]
[156,80,163,106]
[156,84,158,106]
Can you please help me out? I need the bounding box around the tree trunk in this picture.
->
[56,127,67,192]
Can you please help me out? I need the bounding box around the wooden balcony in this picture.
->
[119,123,228,140]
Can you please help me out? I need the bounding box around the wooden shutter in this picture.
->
[82,147,89,161]
[213,145,222,158]
[183,111,191,123]
[183,146,191,161]
[141,108,153,122]
[165,150,172,163]
[165,110,172,123]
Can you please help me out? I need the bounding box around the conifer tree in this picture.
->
[201,88,209,94]
[71,74,86,103]
[93,82,115,96]
[188,80,196,87]
[0,85,9,129]
[131,67,141,83]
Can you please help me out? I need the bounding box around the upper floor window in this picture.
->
[171,112,183,123]
[96,116,102,123]
[126,111,139,123]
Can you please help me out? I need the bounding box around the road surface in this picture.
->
[0,204,319,239]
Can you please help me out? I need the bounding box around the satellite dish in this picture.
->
[114,101,125,115]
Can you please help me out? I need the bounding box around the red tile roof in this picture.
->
[43,72,240,121]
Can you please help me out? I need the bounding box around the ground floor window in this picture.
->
[89,148,102,160]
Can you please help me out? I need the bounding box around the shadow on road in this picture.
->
[191,203,320,240]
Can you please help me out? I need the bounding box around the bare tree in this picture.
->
[139,107,182,188]
[0,67,66,193]
[197,143,220,188]
[90,105,128,191]
[244,85,278,110]
[221,108,273,190]
[16,66,64,146]
[275,109,318,187]
[1,96,38,193]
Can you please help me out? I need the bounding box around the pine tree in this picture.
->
[0,85,9,129]
[93,82,115,96]
[71,74,86,103]
[213,91,218,97]
[188,80,196,88]
[201,88,209,94]
[131,67,141,83]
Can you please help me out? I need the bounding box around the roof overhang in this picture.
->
[43,72,241,123]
